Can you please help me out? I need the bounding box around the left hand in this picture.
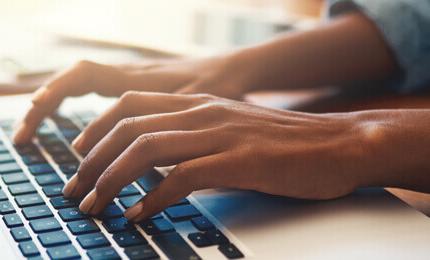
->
[62,91,376,222]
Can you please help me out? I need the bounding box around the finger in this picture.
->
[127,153,229,221]
[64,106,218,200]
[13,61,122,144]
[78,129,225,215]
[72,91,200,153]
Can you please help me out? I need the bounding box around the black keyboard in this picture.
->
[0,111,244,259]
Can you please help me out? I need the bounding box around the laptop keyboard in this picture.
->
[0,112,244,259]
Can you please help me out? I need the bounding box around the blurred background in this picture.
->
[0,0,323,94]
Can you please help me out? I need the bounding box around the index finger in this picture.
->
[78,129,224,215]
[13,61,95,144]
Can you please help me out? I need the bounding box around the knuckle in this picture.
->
[119,91,140,103]
[192,93,216,102]
[117,91,141,115]
[115,117,137,135]
[205,102,229,114]
[75,60,96,70]
[135,133,158,151]
[169,163,197,190]
[132,133,159,166]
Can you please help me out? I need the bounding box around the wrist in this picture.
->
[353,110,430,191]
[225,46,268,93]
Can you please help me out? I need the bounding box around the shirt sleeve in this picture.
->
[326,0,430,93]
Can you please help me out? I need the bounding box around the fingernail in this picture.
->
[63,174,79,197]
[72,133,84,151]
[124,203,143,221]
[79,190,97,214]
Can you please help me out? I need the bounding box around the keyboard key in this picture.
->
[205,229,229,244]
[118,185,140,197]
[11,226,31,241]
[67,219,100,235]
[47,244,80,260]
[59,163,79,175]
[0,201,15,214]
[38,230,70,247]
[45,144,69,154]
[50,196,79,209]
[188,232,213,247]
[2,172,28,184]
[113,230,147,247]
[60,129,80,140]
[58,207,87,221]
[164,204,201,222]
[39,134,62,146]
[28,164,54,175]
[35,174,63,186]
[3,213,23,227]
[152,232,200,260]
[52,153,78,164]
[21,154,46,165]
[8,182,36,195]
[43,184,64,197]
[0,189,7,201]
[124,245,159,260]
[191,216,215,231]
[30,217,62,233]
[15,144,38,155]
[140,218,175,235]
[218,243,244,259]
[99,204,123,219]
[22,205,53,220]
[19,241,39,257]
[173,198,190,206]
[136,169,163,192]
[52,115,78,129]
[102,217,134,233]
[15,193,44,207]
[0,162,21,174]
[87,247,120,260]
[0,153,14,163]
[151,213,163,220]
[77,233,110,249]
[118,195,142,209]
[0,143,7,153]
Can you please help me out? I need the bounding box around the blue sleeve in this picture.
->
[326,0,430,93]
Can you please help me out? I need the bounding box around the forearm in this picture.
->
[356,109,430,193]
[233,12,399,92]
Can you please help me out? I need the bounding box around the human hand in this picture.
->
[13,54,253,144]
[61,92,377,222]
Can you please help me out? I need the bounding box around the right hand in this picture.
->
[13,54,253,144]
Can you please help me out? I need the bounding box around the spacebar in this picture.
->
[152,232,201,260]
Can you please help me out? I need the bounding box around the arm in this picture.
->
[13,12,398,144]
[233,12,399,91]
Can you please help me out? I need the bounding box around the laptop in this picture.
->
[0,94,430,260]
